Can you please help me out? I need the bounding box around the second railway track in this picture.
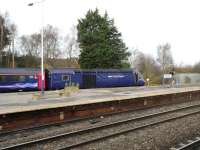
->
[170,136,200,150]
[2,102,200,150]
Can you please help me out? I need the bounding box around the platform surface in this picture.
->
[0,86,200,115]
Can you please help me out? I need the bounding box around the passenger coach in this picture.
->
[46,68,145,90]
[0,68,45,92]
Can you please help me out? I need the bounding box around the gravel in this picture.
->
[77,111,200,150]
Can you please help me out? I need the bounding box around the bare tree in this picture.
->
[64,25,79,67]
[18,24,64,68]
[43,24,61,67]
[0,12,19,67]
[0,12,10,52]
[130,50,161,84]
[20,34,41,57]
[143,54,161,81]
[19,25,60,67]
[10,24,17,68]
[129,48,144,70]
[157,43,174,74]
[19,33,41,67]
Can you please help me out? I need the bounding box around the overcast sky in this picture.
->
[1,0,200,65]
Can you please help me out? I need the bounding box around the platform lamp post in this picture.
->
[28,0,45,95]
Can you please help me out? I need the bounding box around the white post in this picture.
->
[28,0,45,95]
[41,1,44,95]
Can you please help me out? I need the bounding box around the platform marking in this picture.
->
[144,100,148,105]
[60,112,65,120]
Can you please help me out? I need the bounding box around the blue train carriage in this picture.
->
[82,69,135,88]
[45,68,81,90]
[81,69,145,88]
[0,68,45,92]
[46,68,145,90]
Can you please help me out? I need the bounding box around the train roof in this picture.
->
[82,69,134,73]
[47,68,135,73]
[47,68,76,74]
[0,68,136,75]
[0,68,40,75]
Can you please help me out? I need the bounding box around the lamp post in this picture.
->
[28,0,45,95]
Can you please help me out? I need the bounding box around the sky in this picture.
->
[1,0,200,65]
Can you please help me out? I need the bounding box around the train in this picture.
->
[0,68,145,92]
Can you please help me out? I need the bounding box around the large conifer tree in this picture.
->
[77,9,130,69]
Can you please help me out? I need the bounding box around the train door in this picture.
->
[135,72,138,83]
[82,74,96,89]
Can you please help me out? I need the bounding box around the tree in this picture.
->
[0,12,18,67]
[175,64,193,73]
[10,24,17,68]
[0,13,11,52]
[43,24,61,67]
[64,25,79,67]
[143,54,161,83]
[19,25,60,68]
[77,9,130,69]
[129,50,161,84]
[157,43,174,74]
[19,33,41,67]
[193,62,200,73]
[20,34,41,57]
[129,48,143,70]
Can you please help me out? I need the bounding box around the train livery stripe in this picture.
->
[0,83,38,89]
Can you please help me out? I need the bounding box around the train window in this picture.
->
[0,75,6,82]
[19,76,26,82]
[9,75,26,82]
[9,76,19,82]
[62,75,70,81]
[29,75,34,79]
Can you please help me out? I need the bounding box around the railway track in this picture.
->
[170,137,200,150]
[1,102,200,150]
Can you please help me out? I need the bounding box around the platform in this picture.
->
[0,86,200,115]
